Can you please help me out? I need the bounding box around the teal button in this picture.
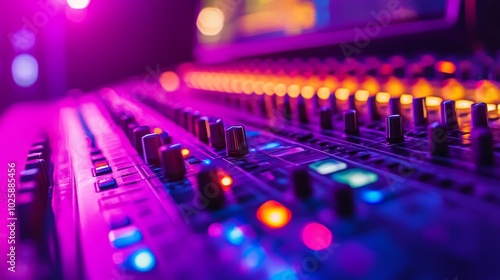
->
[309,159,347,175]
[332,168,378,188]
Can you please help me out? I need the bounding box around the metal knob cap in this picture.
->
[320,107,333,130]
[159,144,187,181]
[142,133,162,165]
[471,102,489,128]
[298,96,309,124]
[440,100,458,130]
[412,97,428,127]
[389,97,402,116]
[291,167,312,198]
[334,183,355,217]
[428,122,449,157]
[386,114,405,144]
[197,117,210,144]
[367,96,381,121]
[343,110,359,135]
[225,126,249,157]
[209,119,226,149]
[472,128,494,167]
[197,163,225,210]
[132,126,151,155]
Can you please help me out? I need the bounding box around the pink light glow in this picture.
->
[301,222,333,250]
[67,0,90,10]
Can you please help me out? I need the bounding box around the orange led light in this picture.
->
[301,86,315,99]
[220,176,233,190]
[274,83,287,97]
[335,88,350,101]
[375,92,390,104]
[287,85,301,98]
[153,127,163,134]
[181,148,190,157]
[361,77,379,94]
[386,77,404,96]
[159,71,180,92]
[436,61,456,74]
[256,200,291,229]
[487,103,497,112]
[400,94,413,105]
[426,96,442,107]
[341,77,358,92]
[354,90,370,102]
[412,78,433,98]
[253,81,265,95]
[264,82,275,96]
[317,87,330,100]
[456,99,474,109]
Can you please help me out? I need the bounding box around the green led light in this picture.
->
[309,159,347,175]
[332,168,378,188]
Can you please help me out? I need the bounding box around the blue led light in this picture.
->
[226,227,244,245]
[243,247,265,268]
[361,190,384,204]
[202,159,212,165]
[246,131,260,137]
[130,249,156,272]
[109,227,143,248]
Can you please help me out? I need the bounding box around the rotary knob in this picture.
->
[412,97,428,127]
[209,119,226,149]
[440,100,458,130]
[291,166,313,198]
[334,183,355,217]
[197,117,210,144]
[132,126,151,155]
[320,107,333,130]
[471,102,489,128]
[197,163,225,210]
[472,128,495,167]
[225,126,249,157]
[428,122,449,157]
[142,133,162,165]
[343,110,359,135]
[159,144,187,181]
[386,115,405,144]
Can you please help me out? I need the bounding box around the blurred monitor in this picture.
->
[195,0,460,62]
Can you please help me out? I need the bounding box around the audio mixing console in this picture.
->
[3,54,500,280]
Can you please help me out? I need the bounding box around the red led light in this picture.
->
[436,61,456,74]
[256,200,291,229]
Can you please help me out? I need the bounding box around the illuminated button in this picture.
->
[302,222,333,250]
[332,168,378,188]
[97,177,117,191]
[360,190,384,204]
[309,159,347,175]
[109,226,142,248]
[128,248,156,272]
[256,200,291,229]
[95,165,112,176]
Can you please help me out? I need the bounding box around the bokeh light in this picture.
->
[256,200,291,229]
[159,71,180,92]
[197,7,225,36]
[301,222,333,250]
[10,29,36,51]
[11,54,39,87]
[67,0,90,9]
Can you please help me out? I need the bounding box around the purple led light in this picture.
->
[11,54,39,87]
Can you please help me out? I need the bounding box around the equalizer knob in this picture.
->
[190,111,201,135]
[471,128,495,167]
[386,115,405,144]
[159,144,187,181]
[126,122,139,141]
[283,96,292,121]
[298,96,309,124]
[225,126,249,157]
[25,159,50,188]
[412,97,428,126]
[132,126,151,155]
[209,119,226,149]
[366,96,381,121]
[348,94,357,112]
[142,133,162,165]
[389,97,402,116]
[119,114,136,131]
[291,167,312,198]
[428,122,448,157]
[319,107,333,130]
[197,164,225,210]
[471,102,489,128]
[334,184,355,217]
[343,110,359,135]
[197,117,210,144]
[159,131,172,145]
[440,100,458,130]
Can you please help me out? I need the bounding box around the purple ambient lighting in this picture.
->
[10,29,36,51]
[11,54,39,87]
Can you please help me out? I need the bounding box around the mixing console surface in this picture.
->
[3,54,500,280]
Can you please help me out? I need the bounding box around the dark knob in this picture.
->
[20,168,48,202]
[471,102,489,128]
[343,110,359,135]
[440,100,458,130]
[197,117,210,144]
[386,115,405,144]
[389,97,401,116]
[159,144,187,181]
[172,106,183,124]
[132,126,151,155]
[197,163,225,210]
[283,96,292,120]
[182,108,193,130]
[319,107,333,130]
[158,131,172,145]
[334,183,355,217]
[329,94,338,114]
[126,122,139,142]
[25,159,50,189]
[428,122,448,157]
[142,133,162,165]
[209,119,226,149]
[119,114,136,131]
[366,96,380,121]
[225,126,249,157]
[298,96,309,124]
[471,128,494,167]
[258,95,267,118]
[190,111,201,135]
[348,94,357,112]
[412,97,428,126]
[29,145,50,163]
[291,167,312,198]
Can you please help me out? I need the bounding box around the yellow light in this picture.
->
[487,103,497,112]
[400,94,413,105]
[456,100,474,109]
[376,92,390,104]
[341,77,358,92]
[317,87,330,100]
[274,83,287,97]
[242,80,253,95]
[386,77,404,96]
[230,80,242,94]
[323,76,338,90]
[335,88,350,101]
[264,82,275,96]
[256,200,291,229]
[361,76,379,94]
[442,79,465,100]
[153,127,163,134]
[220,176,233,190]
[197,7,224,36]
[436,61,456,74]
[287,85,301,98]
[426,96,442,107]
[475,80,500,103]
[159,71,180,92]
[301,86,315,99]
[181,148,190,157]
[253,81,264,95]
[412,78,433,98]
[354,90,370,102]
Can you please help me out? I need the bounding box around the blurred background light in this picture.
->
[159,71,180,92]
[67,0,90,10]
[11,54,39,87]
[10,29,36,51]
[197,7,224,36]
[301,222,333,250]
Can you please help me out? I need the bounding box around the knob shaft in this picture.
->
[142,133,162,165]
[159,131,172,145]
[197,164,225,210]
[291,167,312,198]
[367,96,380,121]
[389,97,401,116]
[471,102,489,128]
[412,97,428,127]
[298,96,309,124]
[132,126,151,155]
[225,126,249,157]
[472,128,495,167]
[386,115,405,144]
[319,107,333,130]
[343,110,359,135]
[428,122,448,157]
[334,184,355,217]
[440,100,458,130]
[159,144,187,181]
[209,119,226,149]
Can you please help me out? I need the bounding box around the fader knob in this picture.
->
[343,110,359,135]
[197,117,210,144]
[291,167,312,198]
[209,119,226,149]
[471,102,489,128]
[142,133,162,165]
[471,128,495,167]
[334,183,355,217]
[428,122,449,157]
[197,164,225,210]
[320,107,333,130]
[389,97,401,116]
[159,144,187,181]
[132,126,151,155]
[440,100,458,130]
[298,96,309,124]
[412,97,428,126]
[225,126,249,157]
[386,115,405,144]
[367,96,381,121]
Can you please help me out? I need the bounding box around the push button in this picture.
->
[109,226,142,248]
[95,165,112,176]
[97,177,118,191]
